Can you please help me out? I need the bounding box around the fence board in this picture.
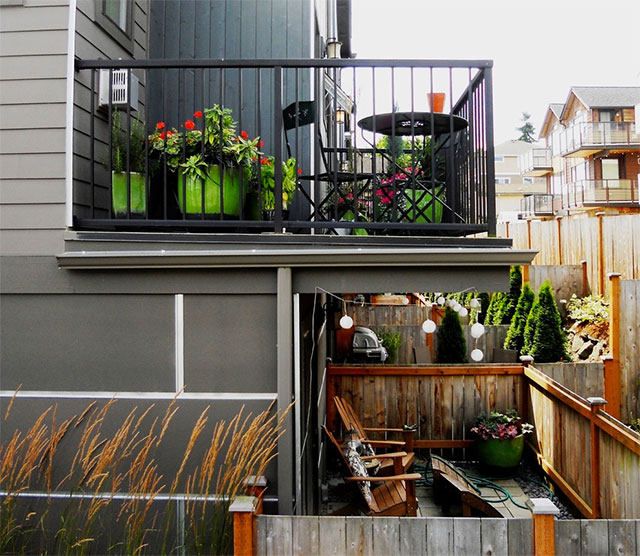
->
[556,519,581,555]
[258,515,292,555]
[620,280,640,421]
[291,516,319,555]
[426,517,454,555]
[345,516,373,556]
[399,516,425,555]
[481,518,508,556]
[507,518,533,555]
[528,264,584,315]
[608,519,637,556]
[318,516,346,555]
[580,519,610,556]
[535,362,604,401]
[372,517,400,554]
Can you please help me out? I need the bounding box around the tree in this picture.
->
[436,307,467,363]
[497,266,523,325]
[504,282,535,352]
[476,292,491,324]
[485,292,505,325]
[522,281,569,363]
[517,112,536,143]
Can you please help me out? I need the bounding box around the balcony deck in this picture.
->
[520,148,553,177]
[560,122,640,158]
[73,58,496,239]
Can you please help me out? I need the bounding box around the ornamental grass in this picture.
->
[0,391,289,555]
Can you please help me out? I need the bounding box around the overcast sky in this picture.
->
[350,0,640,145]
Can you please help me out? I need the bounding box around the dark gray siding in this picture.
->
[0,1,70,255]
[72,1,149,220]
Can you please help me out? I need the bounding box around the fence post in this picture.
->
[597,212,605,295]
[527,219,532,250]
[604,272,622,419]
[556,217,562,265]
[229,496,261,556]
[522,264,530,286]
[244,475,267,514]
[527,498,559,556]
[580,260,589,296]
[586,397,606,518]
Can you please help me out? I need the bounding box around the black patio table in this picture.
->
[357,111,468,137]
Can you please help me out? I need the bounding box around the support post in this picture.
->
[586,397,607,518]
[277,267,293,514]
[520,355,534,368]
[527,219,532,250]
[522,264,530,286]
[556,217,563,265]
[580,260,589,297]
[243,476,267,514]
[597,212,605,295]
[604,273,621,419]
[527,498,560,556]
[229,496,260,556]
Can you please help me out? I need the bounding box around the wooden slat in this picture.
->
[453,517,481,554]
[508,519,534,556]
[426,517,454,555]
[372,517,400,554]
[292,516,319,555]
[318,516,346,555]
[399,517,425,554]
[555,520,581,556]
[481,518,508,556]
[581,519,609,556]
[608,520,637,555]
[328,364,524,376]
[345,516,373,556]
[259,515,292,556]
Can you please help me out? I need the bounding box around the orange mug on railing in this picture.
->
[427,92,446,113]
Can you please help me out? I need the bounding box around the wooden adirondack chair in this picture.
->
[333,396,416,452]
[323,426,421,517]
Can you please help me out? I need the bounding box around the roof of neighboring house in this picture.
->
[494,140,542,156]
[549,104,565,119]
[569,86,640,109]
[539,104,565,139]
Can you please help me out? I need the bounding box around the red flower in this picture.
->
[261,157,271,165]
[167,131,173,137]
[193,110,203,118]
[158,131,166,140]
[156,121,165,130]
[259,140,264,148]
[185,119,195,130]
[240,130,249,140]
[297,168,302,174]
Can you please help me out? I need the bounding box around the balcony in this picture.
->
[73,59,496,238]
[560,179,639,210]
[520,193,556,217]
[560,121,640,158]
[519,147,552,176]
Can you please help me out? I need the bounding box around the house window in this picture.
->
[496,177,511,185]
[599,110,614,122]
[494,155,504,163]
[95,0,134,53]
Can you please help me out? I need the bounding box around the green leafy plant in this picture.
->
[254,156,300,210]
[522,281,570,363]
[497,266,522,325]
[105,111,146,173]
[436,307,467,363]
[375,327,403,364]
[179,153,208,180]
[628,414,640,434]
[566,294,609,323]
[485,292,505,325]
[504,282,535,353]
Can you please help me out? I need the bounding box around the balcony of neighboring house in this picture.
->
[559,178,640,210]
[560,121,640,158]
[519,147,553,177]
[520,193,556,218]
[72,59,497,239]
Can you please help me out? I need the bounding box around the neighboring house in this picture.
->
[0,0,534,516]
[493,140,547,222]
[520,87,640,218]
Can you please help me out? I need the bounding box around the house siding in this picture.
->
[0,1,70,255]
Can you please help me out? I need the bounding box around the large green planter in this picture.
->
[112,171,146,217]
[178,165,246,216]
[404,186,444,223]
[476,434,525,468]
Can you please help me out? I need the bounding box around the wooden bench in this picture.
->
[323,426,422,517]
[430,455,506,518]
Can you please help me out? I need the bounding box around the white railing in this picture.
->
[561,122,640,154]
[562,179,639,208]
[519,147,552,174]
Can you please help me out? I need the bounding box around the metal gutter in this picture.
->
[57,247,537,270]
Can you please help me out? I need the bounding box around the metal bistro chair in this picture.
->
[282,101,375,232]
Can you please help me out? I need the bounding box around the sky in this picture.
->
[350,0,640,145]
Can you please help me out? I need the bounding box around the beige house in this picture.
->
[493,140,547,222]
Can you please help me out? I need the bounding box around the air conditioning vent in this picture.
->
[99,69,139,110]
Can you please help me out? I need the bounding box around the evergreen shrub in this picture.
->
[436,307,467,363]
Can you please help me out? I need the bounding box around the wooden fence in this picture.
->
[499,213,640,297]
[527,264,586,314]
[619,280,640,420]
[255,515,640,555]
[535,362,603,399]
[326,364,525,450]
[525,366,640,519]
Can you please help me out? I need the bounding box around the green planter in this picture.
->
[178,165,246,216]
[476,434,525,468]
[404,186,444,223]
[112,171,146,217]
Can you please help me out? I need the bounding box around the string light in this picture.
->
[471,349,484,362]
[421,319,436,334]
[470,322,485,339]
[339,314,354,329]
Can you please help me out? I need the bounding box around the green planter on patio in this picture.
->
[476,434,525,469]
[112,171,146,217]
[404,186,443,223]
[178,165,246,216]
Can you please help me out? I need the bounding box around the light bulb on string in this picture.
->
[458,307,469,318]
[469,298,480,309]
[339,314,353,329]
[452,302,462,312]
[437,296,445,306]
[422,319,436,334]
[471,349,484,362]
[470,322,485,339]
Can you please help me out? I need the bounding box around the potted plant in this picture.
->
[471,409,534,469]
[149,106,261,217]
[108,111,146,217]
[252,155,299,218]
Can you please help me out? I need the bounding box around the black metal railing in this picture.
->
[74,58,496,236]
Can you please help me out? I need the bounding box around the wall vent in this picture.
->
[99,69,139,110]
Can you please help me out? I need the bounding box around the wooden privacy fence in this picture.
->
[254,515,640,555]
[619,279,640,421]
[526,264,586,314]
[525,365,640,519]
[535,362,604,400]
[499,213,640,297]
[326,364,525,450]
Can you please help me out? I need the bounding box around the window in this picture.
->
[496,177,511,185]
[599,110,614,123]
[494,155,504,163]
[95,0,134,53]
[523,177,535,185]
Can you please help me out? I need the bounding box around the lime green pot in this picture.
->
[178,165,246,216]
[476,434,524,468]
[112,171,146,217]
[404,186,444,223]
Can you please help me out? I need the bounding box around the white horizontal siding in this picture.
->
[0,178,65,204]
[0,203,66,229]
[0,153,66,179]
[0,4,68,32]
[0,54,68,80]
[0,104,66,129]
[0,29,67,55]
[0,128,66,154]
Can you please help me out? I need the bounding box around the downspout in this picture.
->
[65,0,78,228]
[327,0,338,43]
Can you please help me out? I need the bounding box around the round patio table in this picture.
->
[357,111,468,136]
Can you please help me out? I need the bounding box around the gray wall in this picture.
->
[0,0,70,256]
